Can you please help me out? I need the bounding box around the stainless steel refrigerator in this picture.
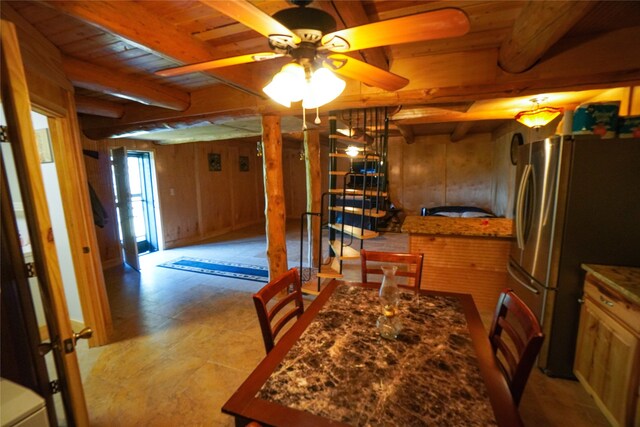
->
[507,134,640,378]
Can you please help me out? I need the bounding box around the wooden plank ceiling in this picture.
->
[4,0,640,143]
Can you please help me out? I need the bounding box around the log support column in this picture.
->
[304,129,321,267]
[261,114,288,280]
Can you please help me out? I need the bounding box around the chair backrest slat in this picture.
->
[253,268,304,354]
[489,288,544,407]
[360,249,424,293]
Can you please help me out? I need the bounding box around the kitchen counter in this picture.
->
[402,216,514,238]
[581,264,640,306]
[402,216,513,310]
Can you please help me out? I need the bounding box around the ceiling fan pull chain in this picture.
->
[315,107,321,125]
[302,107,307,130]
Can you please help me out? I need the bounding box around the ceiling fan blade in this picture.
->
[324,54,409,92]
[201,0,300,45]
[156,52,283,77]
[321,8,469,53]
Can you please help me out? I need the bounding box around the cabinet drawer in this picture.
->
[584,275,640,335]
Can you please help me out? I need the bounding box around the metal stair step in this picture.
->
[317,259,343,279]
[329,240,361,260]
[329,188,388,197]
[329,206,386,218]
[329,153,380,160]
[329,223,380,239]
[329,133,370,145]
[329,171,384,177]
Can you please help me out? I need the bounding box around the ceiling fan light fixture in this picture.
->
[515,98,563,128]
[302,67,345,109]
[264,61,345,109]
[262,62,307,107]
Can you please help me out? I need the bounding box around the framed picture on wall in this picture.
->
[208,153,221,171]
[239,155,249,172]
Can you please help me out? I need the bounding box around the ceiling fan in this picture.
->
[157,0,470,107]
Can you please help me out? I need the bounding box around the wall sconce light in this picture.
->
[256,140,263,157]
[515,97,563,128]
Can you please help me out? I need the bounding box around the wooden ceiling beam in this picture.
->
[450,121,474,142]
[499,1,597,73]
[39,0,263,97]
[396,125,414,144]
[78,24,640,140]
[74,95,124,118]
[63,56,190,111]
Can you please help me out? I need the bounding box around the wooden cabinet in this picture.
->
[574,273,640,427]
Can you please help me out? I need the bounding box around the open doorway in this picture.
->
[111,148,162,269]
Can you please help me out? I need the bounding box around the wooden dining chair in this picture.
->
[489,288,544,407]
[360,249,424,292]
[253,268,304,354]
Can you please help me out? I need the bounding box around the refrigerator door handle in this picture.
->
[507,260,540,294]
[515,164,532,249]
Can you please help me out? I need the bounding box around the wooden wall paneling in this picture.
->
[401,140,446,215]
[282,148,295,219]
[283,146,307,220]
[386,137,405,208]
[231,143,261,228]
[155,143,199,248]
[409,234,511,311]
[196,142,233,238]
[445,135,493,210]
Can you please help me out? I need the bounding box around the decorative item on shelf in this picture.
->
[256,140,263,157]
[515,97,563,128]
[263,61,346,109]
[377,265,403,340]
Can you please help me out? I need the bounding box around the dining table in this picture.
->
[222,279,523,426]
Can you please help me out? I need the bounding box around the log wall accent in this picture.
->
[409,234,511,311]
[262,114,288,280]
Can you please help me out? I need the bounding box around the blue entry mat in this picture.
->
[158,257,269,283]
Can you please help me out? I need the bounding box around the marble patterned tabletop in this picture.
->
[258,284,498,426]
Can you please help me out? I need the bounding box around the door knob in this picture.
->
[73,327,93,345]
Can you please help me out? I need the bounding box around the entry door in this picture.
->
[1,20,90,425]
[112,146,140,270]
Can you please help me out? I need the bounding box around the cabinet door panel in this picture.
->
[574,297,638,427]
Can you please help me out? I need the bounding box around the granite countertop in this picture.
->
[402,215,514,238]
[258,284,497,426]
[581,264,640,306]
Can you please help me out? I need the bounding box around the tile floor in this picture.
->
[77,221,610,426]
